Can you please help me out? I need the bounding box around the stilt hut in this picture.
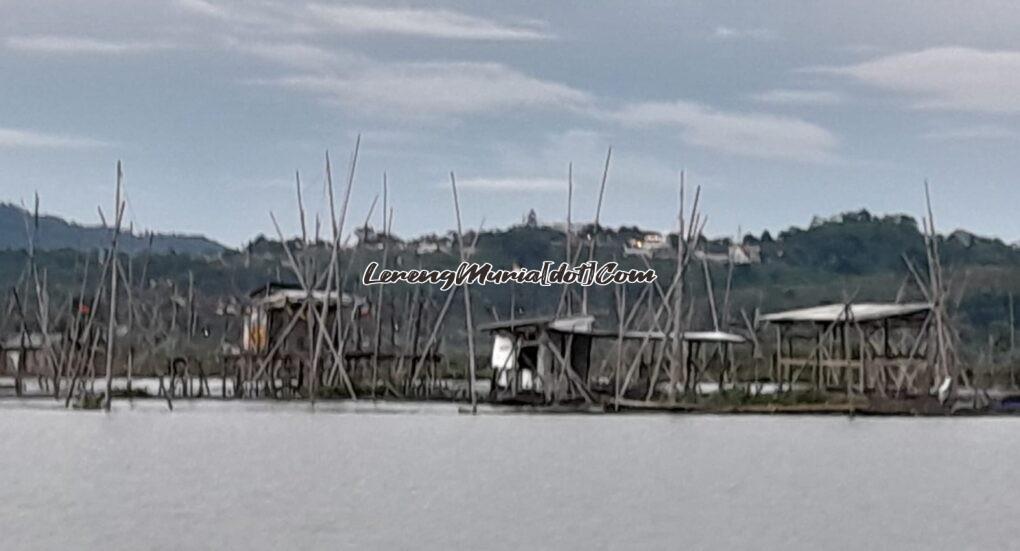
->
[225,282,366,398]
[479,315,595,400]
[479,315,748,402]
[1,332,61,392]
[674,331,748,394]
[242,282,365,356]
[760,302,934,396]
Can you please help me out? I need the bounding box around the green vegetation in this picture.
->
[0,202,225,256]
[3,208,1020,360]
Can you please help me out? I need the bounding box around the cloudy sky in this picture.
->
[3,0,1020,246]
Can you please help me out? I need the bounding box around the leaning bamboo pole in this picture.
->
[269,213,357,398]
[300,142,360,401]
[449,172,477,413]
[405,225,484,394]
[328,139,360,392]
[920,181,963,392]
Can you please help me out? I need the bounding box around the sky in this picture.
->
[2,0,1020,247]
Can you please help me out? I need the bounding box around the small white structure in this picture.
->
[1,332,62,378]
[694,243,762,265]
[481,315,595,394]
[640,232,667,250]
[416,241,439,255]
[624,232,669,258]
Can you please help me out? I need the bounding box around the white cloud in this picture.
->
[0,128,111,149]
[176,0,231,19]
[815,47,1020,112]
[922,124,1018,141]
[712,26,776,41]
[452,177,565,192]
[612,101,837,162]
[5,35,173,54]
[176,1,551,40]
[306,4,551,40]
[751,89,844,106]
[175,0,317,34]
[267,62,590,116]
[225,39,359,71]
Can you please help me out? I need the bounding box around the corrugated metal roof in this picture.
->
[577,329,747,343]
[760,302,931,324]
[477,315,594,333]
[682,331,747,343]
[478,315,746,343]
[254,289,357,310]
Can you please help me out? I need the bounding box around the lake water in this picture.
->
[0,400,1017,550]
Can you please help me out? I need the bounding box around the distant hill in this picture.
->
[2,207,1020,355]
[0,203,227,256]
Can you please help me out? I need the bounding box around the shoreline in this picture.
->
[0,391,1015,417]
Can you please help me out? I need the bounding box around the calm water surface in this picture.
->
[0,400,1016,550]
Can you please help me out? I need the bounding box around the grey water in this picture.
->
[0,400,1016,550]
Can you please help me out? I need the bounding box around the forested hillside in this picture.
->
[0,203,225,256]
[2,208,1019,355]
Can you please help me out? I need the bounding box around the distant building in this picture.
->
[411,235,453,256]
[416,241,440,255]
[730,243,761,265]
[355,226,404,252]
[1,332,63,381]
[693,243,762,265]
[623,232,669,258]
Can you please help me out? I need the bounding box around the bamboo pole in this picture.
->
[269,213,357,398]
[614,283,625,410]
[104,162,125,411]
[701,256,720,332]
[565,163,573,315]
[371,174,389,399]
[449,172,477,413]
[1011,292,1016,389]
[582,148,612,315]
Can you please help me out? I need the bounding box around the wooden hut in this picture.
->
[1,332,62,393]
[242,282,364,356]
[222,282,367,398]
[673,330,748,394]
[479,314,594,400]
[760,302,934,396]
[479,314,748,402]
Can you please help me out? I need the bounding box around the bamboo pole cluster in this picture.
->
[0,145,983,413]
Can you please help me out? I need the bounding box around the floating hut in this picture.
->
[673,330,748,393]
[220,282,368,398]
[759,302,935,396]
[241,282,364,356]
[1,332,62,394]
[479,314,594,400]
[479,314,748,402]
